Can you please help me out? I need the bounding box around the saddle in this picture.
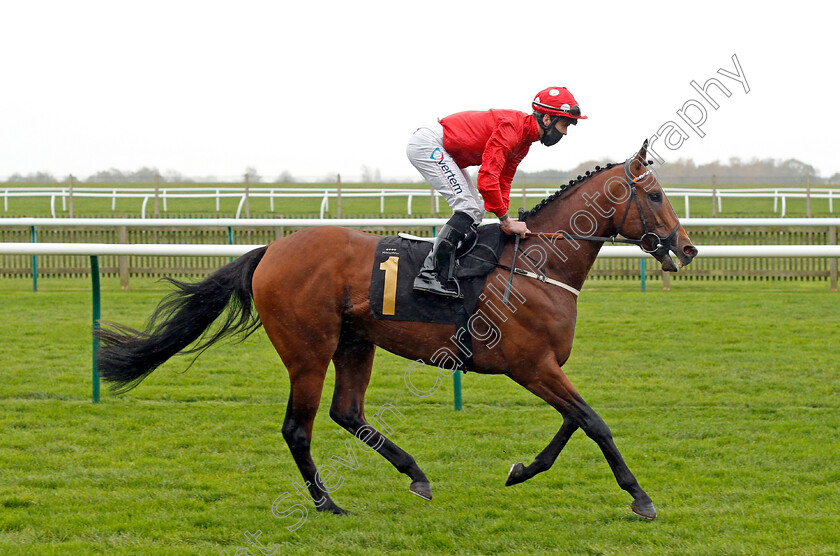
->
[369,224,507,324]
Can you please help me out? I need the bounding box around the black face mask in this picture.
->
[538,115,564,146]
[540,126,564,146]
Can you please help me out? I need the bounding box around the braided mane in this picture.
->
[520,162,619,221]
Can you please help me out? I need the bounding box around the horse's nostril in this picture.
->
[684,245,698,258]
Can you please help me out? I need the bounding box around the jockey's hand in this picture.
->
[500,217,530,238]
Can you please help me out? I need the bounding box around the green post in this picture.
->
[640,258,647,293]
[30,226,38,292]
[91,256,101,403]
[228,226,235,263]
[453,370,462,411]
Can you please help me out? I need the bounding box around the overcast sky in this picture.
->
[1,1,836,181]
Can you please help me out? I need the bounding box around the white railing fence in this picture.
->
[3,186,839,218]
[2,216,840,229]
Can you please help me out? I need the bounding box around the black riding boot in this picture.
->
[413,211,474,298]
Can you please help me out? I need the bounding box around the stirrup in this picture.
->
[413,273,462,298]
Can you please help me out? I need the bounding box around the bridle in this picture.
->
[525,157,680,256]
[492,157,683,304]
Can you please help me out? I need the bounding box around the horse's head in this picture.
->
[608,140,698,271]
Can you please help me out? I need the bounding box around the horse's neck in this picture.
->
[525,180,617,291]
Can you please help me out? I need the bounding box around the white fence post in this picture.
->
[235,195,247,218]
[320,190,329,218]
[711,174,717,217]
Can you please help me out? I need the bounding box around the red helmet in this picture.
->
[532,87,587,119]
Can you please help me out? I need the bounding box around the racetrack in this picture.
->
[1,277,838,554]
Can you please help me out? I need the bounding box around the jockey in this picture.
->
[407,86,587,297]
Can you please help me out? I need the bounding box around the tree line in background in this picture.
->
[521,157,837,185]
[3,157,837,185]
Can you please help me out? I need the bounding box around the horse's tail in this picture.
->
[95,245,269,393]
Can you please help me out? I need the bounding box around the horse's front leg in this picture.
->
[507,364,657,520]
[505,418,577,486]
[575,399,656,519]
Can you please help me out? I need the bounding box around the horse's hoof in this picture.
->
[505,462,526,486]
[319,502,353,515]
[409,481,432,501]
[631,498,657,520]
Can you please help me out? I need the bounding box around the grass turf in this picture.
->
[0,277,838,555]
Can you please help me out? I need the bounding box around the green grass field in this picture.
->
[1,277,838,555]
[1,181,837,219]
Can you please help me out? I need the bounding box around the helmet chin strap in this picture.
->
[538,115,564,146]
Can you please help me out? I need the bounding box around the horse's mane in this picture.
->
[521,162,619,221]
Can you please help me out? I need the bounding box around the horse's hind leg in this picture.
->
[329,329,432,501]
[281,358,349,515]
[259,309,349,514]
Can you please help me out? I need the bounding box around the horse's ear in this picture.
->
[636,139,649,162]
[631,139,657,190]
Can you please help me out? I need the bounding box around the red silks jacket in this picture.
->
[440,109,539,218]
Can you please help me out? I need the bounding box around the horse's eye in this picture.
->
[649,193,662,202]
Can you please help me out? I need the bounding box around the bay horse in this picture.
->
[96,140,697,520]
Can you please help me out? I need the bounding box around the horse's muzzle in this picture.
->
[653,230,697,272]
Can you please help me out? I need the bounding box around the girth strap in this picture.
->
[463,247,582,298]
[493,261,581,297]
[451,298,475,373]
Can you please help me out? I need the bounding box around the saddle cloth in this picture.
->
[369,225,507,324]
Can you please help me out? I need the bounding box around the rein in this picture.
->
[524,231,644,246]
